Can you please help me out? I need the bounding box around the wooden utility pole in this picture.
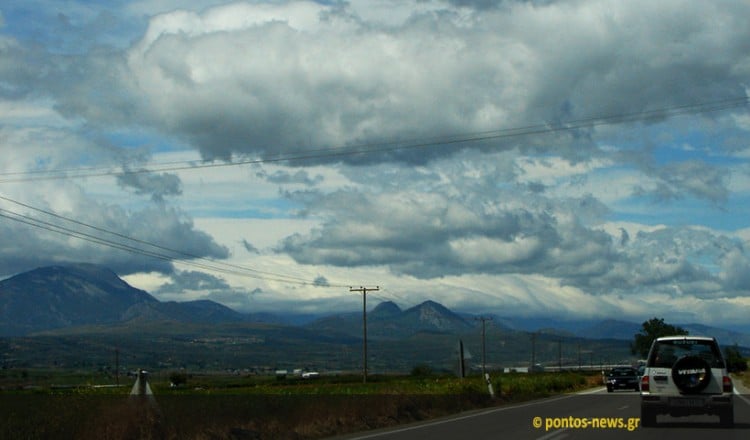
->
[475,317,492,377]
[350,286,379,383]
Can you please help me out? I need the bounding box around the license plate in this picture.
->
[669,398,705,408]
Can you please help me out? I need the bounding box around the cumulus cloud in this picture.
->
[279,155,616,281]
[16,0,744,167]
[274,147,749,304]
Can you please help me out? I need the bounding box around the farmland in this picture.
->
[0,369,602,439]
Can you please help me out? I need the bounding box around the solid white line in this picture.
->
[577,386,606,395]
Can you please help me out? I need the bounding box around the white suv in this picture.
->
[640,336,734,427]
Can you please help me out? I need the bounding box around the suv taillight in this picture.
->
[723,376,733,393]
[640,375,649,392]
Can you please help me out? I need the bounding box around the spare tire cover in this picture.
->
[671,356,711,394]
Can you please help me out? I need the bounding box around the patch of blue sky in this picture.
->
[1,0,145,53]
[687,253,723,276]
[188,206,296,220]
[183,195,303,220]
[96,128,192,155]
[650,133,747,167]
[611,194,750,232]
[596,112,741,153]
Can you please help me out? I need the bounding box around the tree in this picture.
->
[169,371,188,387]
[410,364,434,377]
[725,344,748,372]
[631,317,688,359]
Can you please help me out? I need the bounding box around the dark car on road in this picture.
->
[606,366,640,392]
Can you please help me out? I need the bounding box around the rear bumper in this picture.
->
[608,380,638,389]
[641,394,733,416]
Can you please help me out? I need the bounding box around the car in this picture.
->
[640,336,734,427]
[606,366,640,392]
[529,363,545,373]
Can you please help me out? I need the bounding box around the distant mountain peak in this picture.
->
[371,300,401,317]
[13,263,139,293]
[0,264,245,336]
[404,300,469,331]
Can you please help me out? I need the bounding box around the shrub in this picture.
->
[168,372,188,387]
[410,364,433,377]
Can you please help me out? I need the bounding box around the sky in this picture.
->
[1,0,750,329]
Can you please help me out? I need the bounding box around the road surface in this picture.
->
[331,387,750,440]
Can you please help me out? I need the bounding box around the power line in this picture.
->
[0,194,349,287]
[0,96,747,184]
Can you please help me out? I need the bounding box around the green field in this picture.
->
[0,369,602,439]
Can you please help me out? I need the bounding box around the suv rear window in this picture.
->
[647,339,725,368]
[608,367,636,376]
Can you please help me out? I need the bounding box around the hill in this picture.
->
[0,264,245,336]
[305,299,472,340]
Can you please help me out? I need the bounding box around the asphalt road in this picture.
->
[332,387,750,440]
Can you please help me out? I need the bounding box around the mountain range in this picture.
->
[3,264,750,343]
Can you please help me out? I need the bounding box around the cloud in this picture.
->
[13,0,743,166]
[313,275,329,287]
[154,269,264,311]
[241,239,259,254]
[719,248,750,291]
[256,169,324,186]
[155,270,229,295]
[636,160,730,204]
[0,120,228,277]
[0,197,228,276]
[278,154,616,281]
[156,269,230,294]
[117,170,183,202]
[273,147,750,305]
